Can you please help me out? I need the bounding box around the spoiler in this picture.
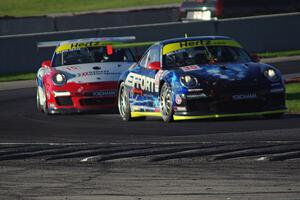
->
[37,36,137,48]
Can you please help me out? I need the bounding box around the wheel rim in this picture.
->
[118,86,128,117]
[36,90,40,107]
[40,87,47,112]
[160,87,172,116]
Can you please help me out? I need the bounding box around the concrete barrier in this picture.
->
[216,13,300,52]
[0,7,179,36]
[55,8,179,31]
[0,13,299,74]
[0,30,97,74]
[0,17,56,36]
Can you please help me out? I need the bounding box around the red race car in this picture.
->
[36,36,137,114]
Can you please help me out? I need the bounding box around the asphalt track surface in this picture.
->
[0,59,299,145]
[1,56,300,200]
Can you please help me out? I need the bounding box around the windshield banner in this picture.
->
[162,39,242,55]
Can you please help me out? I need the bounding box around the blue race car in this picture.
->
[117,36,287,122]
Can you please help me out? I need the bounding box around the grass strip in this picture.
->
[0,72,35,82]
[286,83,300,114]
[0,0,180,17]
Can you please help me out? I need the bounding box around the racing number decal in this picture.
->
[181,65,200,72]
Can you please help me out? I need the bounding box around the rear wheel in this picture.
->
[160,83,174,122]
[118,82,133,121]
[118,82,146,121]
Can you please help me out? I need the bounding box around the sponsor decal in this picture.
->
[91,90,116,97]
[56,41,120,53]
[270,88,284,93]
[162,39,242,55]
[232,93,257,100]
[181,65,200,72]
[77,87,84,93]
[154,70,165,92]
[175,95,183,105]
[77,70,120,77]
[65,66,79,71]
[125,72,156,93]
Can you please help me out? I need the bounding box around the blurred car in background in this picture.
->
[179,0,300,21]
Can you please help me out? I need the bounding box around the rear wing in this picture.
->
[37,36,137,48]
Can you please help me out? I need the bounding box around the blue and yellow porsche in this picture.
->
[117,36,287,122]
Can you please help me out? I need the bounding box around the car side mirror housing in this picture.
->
[42,60,52,69]
[250,53,260,63]
[147,61,161,70]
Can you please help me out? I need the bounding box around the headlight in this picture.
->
[264,68,279,82]
[180,75,198,88]
[52,73,67,86]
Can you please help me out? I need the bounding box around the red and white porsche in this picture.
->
[36,36,136,114]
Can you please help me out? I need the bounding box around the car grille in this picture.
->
[55,97,73,106]
[79,98,115,106]
[187,91,285,114]
[218,99,264,113]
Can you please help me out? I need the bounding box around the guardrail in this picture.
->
[0,12,299,74]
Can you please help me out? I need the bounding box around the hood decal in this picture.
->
[55,62,134,83]
[180,63,252,81]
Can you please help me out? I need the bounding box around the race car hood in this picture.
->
[178,62,263,83]
[54,62,135,84]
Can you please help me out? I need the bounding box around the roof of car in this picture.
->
[159,36,234,45]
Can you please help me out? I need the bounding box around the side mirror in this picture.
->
[147,61,161,70]
[250,53,260,63]
[42,60,52,69]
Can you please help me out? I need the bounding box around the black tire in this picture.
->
[118,82,133,121]
[159,83,174,122]
[41,87,49,114]
[36,88,42,112]
[118,82,146,121]
[264,113,284,119]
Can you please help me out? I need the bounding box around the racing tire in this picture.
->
[41,87,49,114]
[36,88,42,112]
[160,83,174,123]
[118,82,133,121]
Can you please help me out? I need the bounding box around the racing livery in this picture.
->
[118,36,287,122]
[36,36,136,114]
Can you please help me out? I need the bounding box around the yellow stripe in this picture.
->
[162,39,242,55]
[131,112,162,118]
[173,109,287,121]
[55,41,121,53]
[55,41,156,53]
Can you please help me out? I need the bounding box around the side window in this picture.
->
[138,50,150,68]
[52,53,62,67]
[138,45,161,68]
[148,45,160,64]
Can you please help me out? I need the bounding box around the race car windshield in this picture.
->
[163,46,251,69]
[52,46,134,67]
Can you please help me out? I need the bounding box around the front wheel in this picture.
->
[36,88,42,112]
[160,83,174,122]
[40,86,49,114]
[37,86,49,114]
